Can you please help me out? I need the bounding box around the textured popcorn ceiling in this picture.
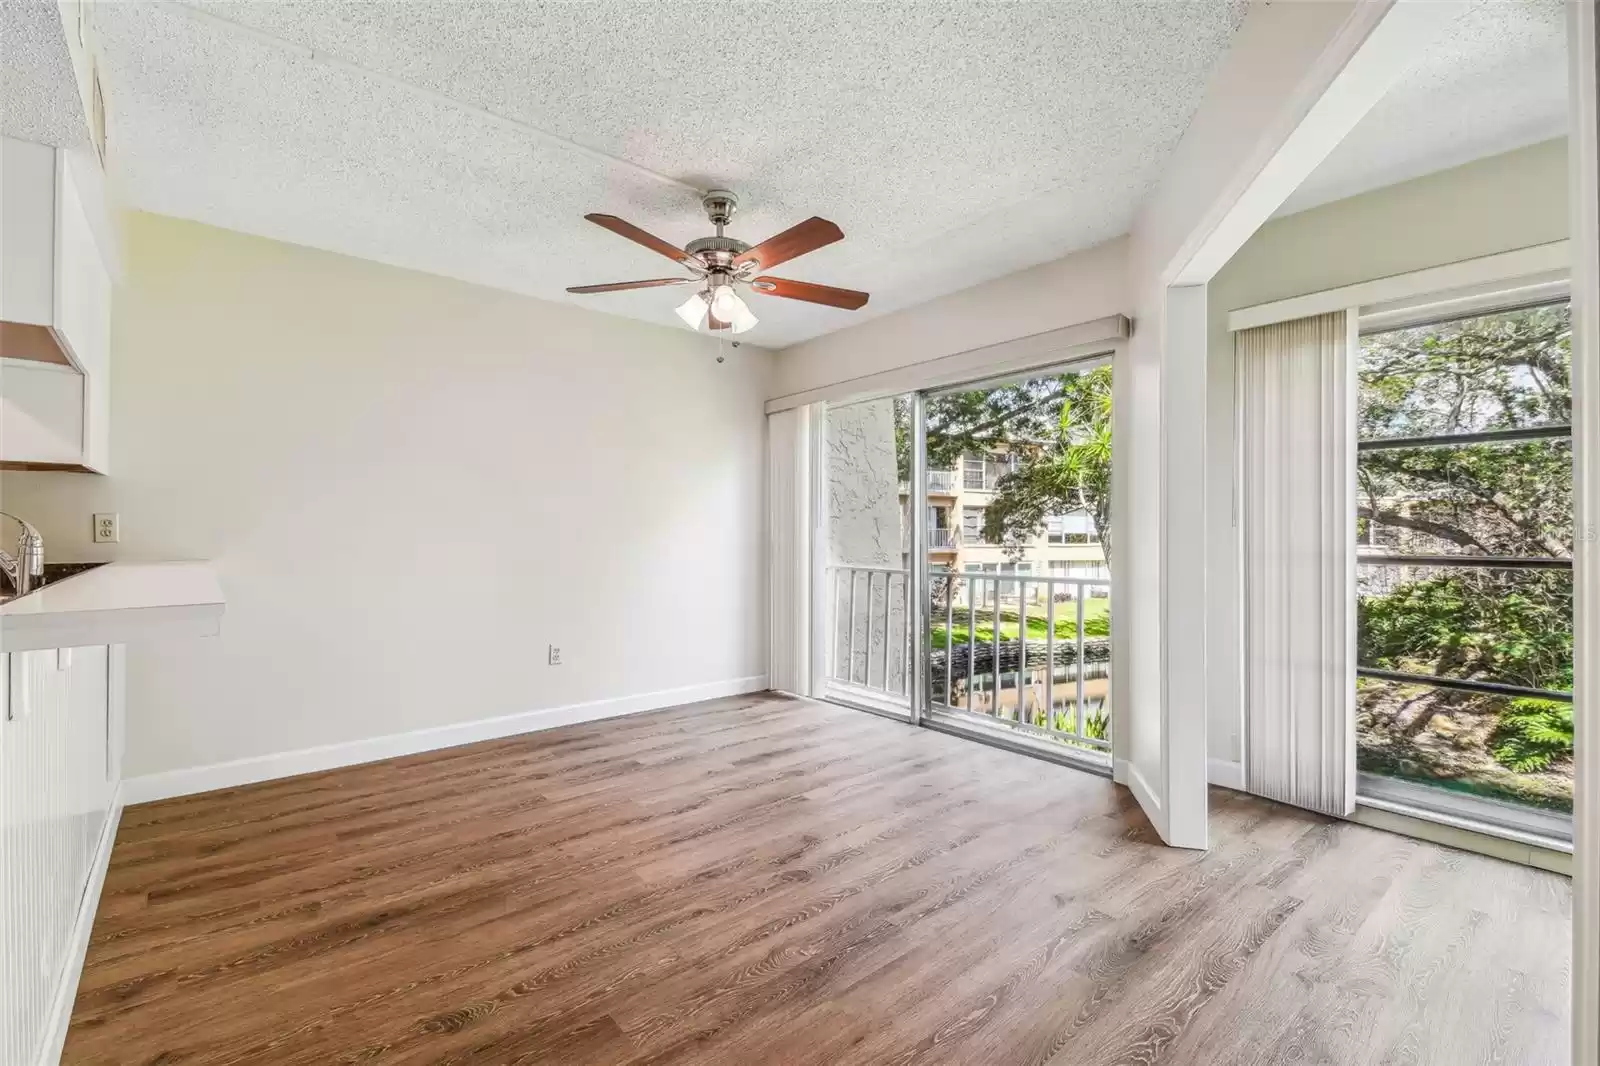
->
[89,0,1248,347]
[1280,0,1566,218]
[0,0,90,148]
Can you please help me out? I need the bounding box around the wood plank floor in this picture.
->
[66,693,1571,1065]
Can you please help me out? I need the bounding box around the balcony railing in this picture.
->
[931,572,1111,753]
[824,567,1113,756]
[826,566,913,706]
[901,528,960,551]
[899,471,959,495]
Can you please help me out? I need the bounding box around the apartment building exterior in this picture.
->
[900,452,1109,592]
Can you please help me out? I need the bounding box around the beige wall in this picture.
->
[1204,138,1570,767]
[0,213,772,777]
[771,237,1128,401]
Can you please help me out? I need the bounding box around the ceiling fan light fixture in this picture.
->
[708,283,744,321]
[725,297,758,334]
[675,291,709,330]
[569,196,864,331]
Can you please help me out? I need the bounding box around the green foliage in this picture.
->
[1083,704,1110,741]
[907,366,1113,565]
[894,367,1113,566]
[1356,303,1575,784]
[1041,704,1108,741]
[1358,571,1572,692]
[983,368,1113,565]
[1358,439,1573,557]
[1359,304,1570,438]
[1357,306,1574,559]
[1491,699,1574,774]
[929,600,1110,647]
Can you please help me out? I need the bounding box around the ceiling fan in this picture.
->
[566,190,869,335]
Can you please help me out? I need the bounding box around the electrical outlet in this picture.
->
[92,512,119,543]
[548,645,562,666]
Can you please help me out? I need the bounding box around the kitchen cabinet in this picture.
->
[1,136,113,473]
[0,643,118,1065]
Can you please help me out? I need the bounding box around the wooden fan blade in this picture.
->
[733,217,844,271]
[750,276,869,310]
[584,214,701,269]
[567,278,693,294]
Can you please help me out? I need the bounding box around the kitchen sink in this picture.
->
[0,561,109,604]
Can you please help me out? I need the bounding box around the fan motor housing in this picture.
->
[701,189,738,228]
[685,235,749,271]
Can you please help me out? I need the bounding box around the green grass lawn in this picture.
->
[930,600,1110,646]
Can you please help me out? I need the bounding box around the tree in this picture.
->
[1356,304,1574,784]
[1357,305,1573,560]
[900,366,1114,567]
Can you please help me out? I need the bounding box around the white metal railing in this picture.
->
[826,565,914,705]
[825,567,1113,754]
[899,471,959,495]
[930,571,1112,753]
[902,528,959,551]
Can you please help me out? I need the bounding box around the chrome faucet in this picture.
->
[0,512,45,597]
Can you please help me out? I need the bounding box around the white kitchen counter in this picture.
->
[0,561,224,652]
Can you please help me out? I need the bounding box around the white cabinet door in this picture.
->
[0,139,112,472]
[0,139,56,326]
[0,645,113,1065]
[53,152,112,473]
[0,357,87,464]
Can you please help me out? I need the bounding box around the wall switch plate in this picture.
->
[548,645,562,666]
[92,513,119,543]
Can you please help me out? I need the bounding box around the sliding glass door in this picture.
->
[916,358,1114,767]
[816,394,916,718]
[812,355,1118,772]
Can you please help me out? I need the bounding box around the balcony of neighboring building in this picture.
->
[904,525,960,556]
[898,469,959,498]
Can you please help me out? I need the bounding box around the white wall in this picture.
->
[1204,138,1570,767]
[1111,0,1361,845]
[0,213,771,778]
[770,237,1128,401]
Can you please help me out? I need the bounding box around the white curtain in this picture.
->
[767,406,814,695]
[1237,311,1356,816]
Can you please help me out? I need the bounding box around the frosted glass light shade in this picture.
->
[725,298,758,334]
[709,285,744,320]
[675,291,709,329]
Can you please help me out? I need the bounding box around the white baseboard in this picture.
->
[39,784,122,1066]
[123,675,769,805]
[1208,758,1245,791]
[1126,762,1166,840]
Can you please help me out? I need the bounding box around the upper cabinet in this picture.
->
[0,137,113,473]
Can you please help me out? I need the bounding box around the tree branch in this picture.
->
[1356,506,1492,553]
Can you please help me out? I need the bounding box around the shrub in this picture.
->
[1491,698,1574,774]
